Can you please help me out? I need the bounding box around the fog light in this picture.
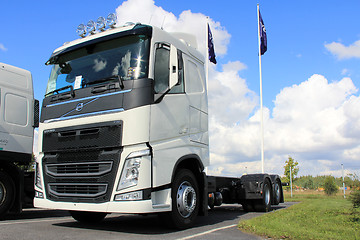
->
[35,191,44,199]
[115,190,143,201]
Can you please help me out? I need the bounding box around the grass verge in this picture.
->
[238,191,360,239]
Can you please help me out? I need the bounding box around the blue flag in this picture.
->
[208,24,217,64]
[259,11,267,55]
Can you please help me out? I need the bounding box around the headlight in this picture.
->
[117,149,150,191]
[35,162,42,189]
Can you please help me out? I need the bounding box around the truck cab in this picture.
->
[0,63,38,217]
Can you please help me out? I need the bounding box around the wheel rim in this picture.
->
[274,183,280,201]
[0,182,5,205]
[264,184,270,206]
[176,181,197,218]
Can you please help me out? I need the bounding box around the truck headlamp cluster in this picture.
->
[117,149,150,191]
[35,162,42,190]
[76,13,117,38]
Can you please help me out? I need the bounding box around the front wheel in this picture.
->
[70,211,107,224]
[0,171,15,218]
[160,169,199,229]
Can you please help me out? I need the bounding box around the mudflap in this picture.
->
[199,171,208,216]
[239,174,272,201]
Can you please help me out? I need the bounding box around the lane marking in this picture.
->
[0,217,73,226]
[178,224,238,240]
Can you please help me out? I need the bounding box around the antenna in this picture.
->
[149,14,153,24]
[161,15,166,30]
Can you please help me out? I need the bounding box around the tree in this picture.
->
[304,177,314,189]
[324,176,338,196]
[283,156,299,184]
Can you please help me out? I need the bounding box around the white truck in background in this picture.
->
[34,14,283,229]
[0,63,39,217]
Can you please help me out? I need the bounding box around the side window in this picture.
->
[154,44,170,93]
[169,50,185,94]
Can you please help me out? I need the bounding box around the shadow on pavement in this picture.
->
[53,204,284,235]
[1,208,70,221]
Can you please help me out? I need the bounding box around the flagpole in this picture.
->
[257,4,265,174]
[205,17,209,175]
[206,17,209,92]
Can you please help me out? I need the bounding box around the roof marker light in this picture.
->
[76,24,87,38]
[107,13,117,28]
[97,16,106,31]
[87,20,96,35]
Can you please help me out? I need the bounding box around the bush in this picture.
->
[349,190,360,208]
[324,176,338,196]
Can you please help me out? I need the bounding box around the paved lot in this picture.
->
[0,203,294,240]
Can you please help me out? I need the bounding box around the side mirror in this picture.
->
[169,44,178,89]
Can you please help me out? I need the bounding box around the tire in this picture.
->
[0,171,15,217]
[160,169,199,229]
[273,180,281,205]
[254,178,272,212]
[70,211,107,224]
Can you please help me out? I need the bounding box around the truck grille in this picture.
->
[48,183,108,197]
[42,121,122,203]
[46,161,113,177]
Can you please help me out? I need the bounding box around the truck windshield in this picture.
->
[45,35,150,96]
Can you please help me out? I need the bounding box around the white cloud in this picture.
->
[115,0,360,178]
[0,43,7,51]
[208,74,360,177]
[325,40,360,60]
[116,0,230,58]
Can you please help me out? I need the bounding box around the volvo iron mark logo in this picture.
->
[76,102,84,112]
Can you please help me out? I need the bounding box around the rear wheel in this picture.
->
[254,178,272,212]
[70,211,107,223]
[0,171,15,217]
[160,169,199,229]
[273,180,281,205]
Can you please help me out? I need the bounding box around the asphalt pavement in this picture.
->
[0,202,295,240]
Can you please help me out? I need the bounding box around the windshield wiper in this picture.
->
[86,75,124,89]
[45,85,75,98]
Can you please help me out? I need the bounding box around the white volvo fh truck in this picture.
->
[34,15,283,229]
[0,63,39,217]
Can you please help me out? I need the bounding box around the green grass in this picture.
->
[238,191,360,240]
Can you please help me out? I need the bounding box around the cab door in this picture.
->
[149,44,189,187]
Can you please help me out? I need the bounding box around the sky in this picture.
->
[1,0,360,178]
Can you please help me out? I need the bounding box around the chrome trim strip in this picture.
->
[46,89,132,108]
[48,183,108,198]
[44,108,125,123]
[45,161,113,177]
